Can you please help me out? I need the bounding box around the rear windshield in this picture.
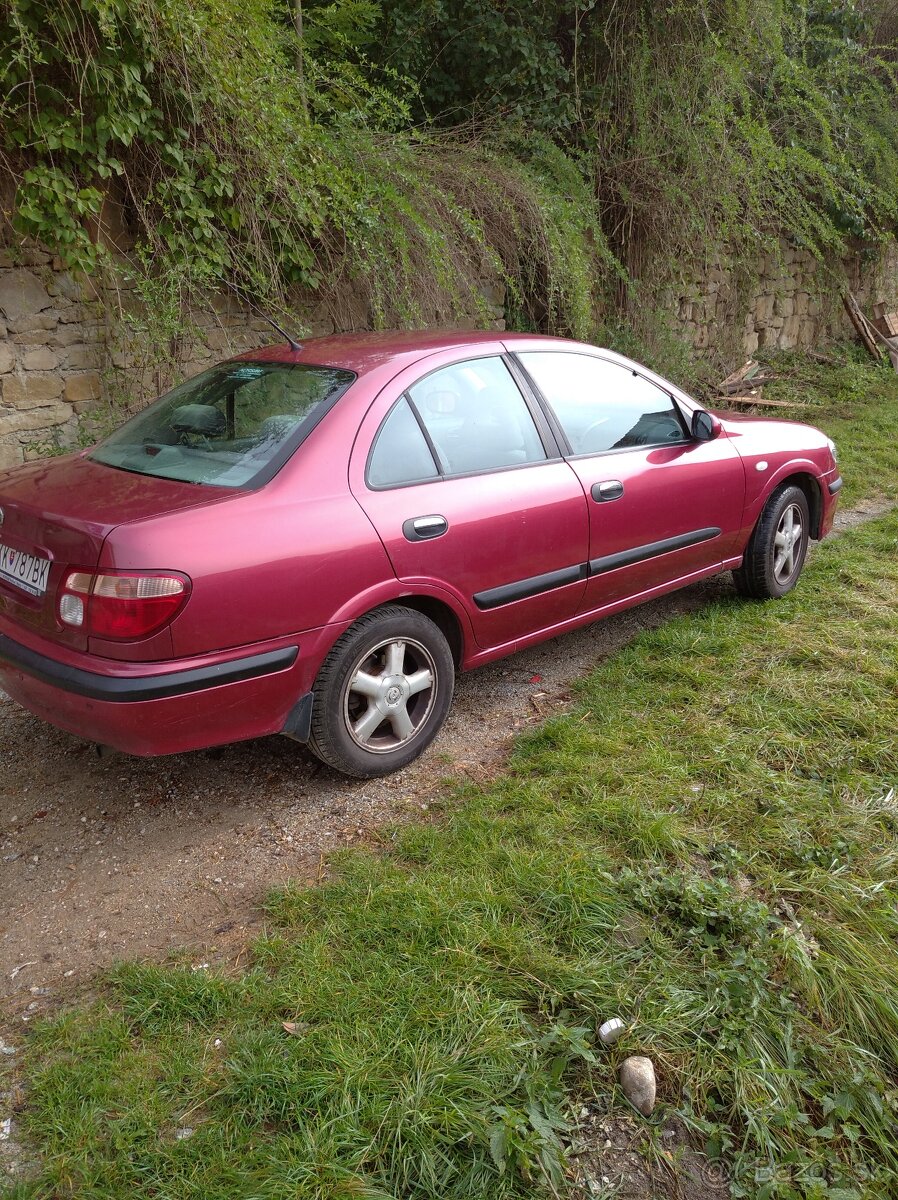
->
[90,361,356,488]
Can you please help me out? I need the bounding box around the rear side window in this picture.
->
[367,398,439,488]
[90,362,356,488]
[408,356,547,476]
[518,352,687,455]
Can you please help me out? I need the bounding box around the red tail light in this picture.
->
[58,571,190,639]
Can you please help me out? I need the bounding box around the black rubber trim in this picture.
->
[828,476,843,495]
[589,527,722,576]
[0,634,298,703]
[281,691,314,742]
[473,562,587,610]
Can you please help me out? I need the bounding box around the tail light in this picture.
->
[58,570,190,639]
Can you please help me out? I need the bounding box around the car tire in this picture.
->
[308,605,455,778]
[733,483,810,599]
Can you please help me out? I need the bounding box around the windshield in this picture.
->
[90,361,356,488]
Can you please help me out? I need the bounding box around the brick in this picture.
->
[1,372,63,408]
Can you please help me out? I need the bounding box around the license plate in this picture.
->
[0,541,51,597]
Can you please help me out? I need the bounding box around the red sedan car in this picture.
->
[0,331,841,776]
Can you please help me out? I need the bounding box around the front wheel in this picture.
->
[733,484,810,599]
[308,605,455,778]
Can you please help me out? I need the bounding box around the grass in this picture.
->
[4,352,898,1200]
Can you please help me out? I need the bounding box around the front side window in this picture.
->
[407,356,547,476]
[90,362,356,488]
[518,352,687,455]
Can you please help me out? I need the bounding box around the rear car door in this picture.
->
[349,350,589,652]
[515,349,746,611]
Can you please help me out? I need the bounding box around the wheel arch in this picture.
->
[381,595,465,667]
[777,471,823,539]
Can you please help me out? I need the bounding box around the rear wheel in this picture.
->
[733,484,810,599]
[309,605,455,778]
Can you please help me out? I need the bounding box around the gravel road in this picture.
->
[0,498,886,1016]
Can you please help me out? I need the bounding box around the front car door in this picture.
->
[349,350,589,654]
[513,348,746,612]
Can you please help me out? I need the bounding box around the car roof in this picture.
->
[231,329,569,374]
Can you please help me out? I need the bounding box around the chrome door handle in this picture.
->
[403,514,448,542]
[591,480,624,502]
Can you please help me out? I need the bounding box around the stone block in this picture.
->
[779,314,801,349]
[742,330,760,355]
[0,269,52,322]
[49,325,86,348]
[0,400,73,433]
[794,291,810,317]
[1,372,63,409]
[23,347,58,371]
[754,293,774,323]
[63,344,106,370]
[7,311,57,334]
[797,317,818,347]
[0,343,14,373]
[204,327,234,351]
[774,294,794,318]
[0,440,24,470]
[58,304,88,324]
[63,372,102,403]
[52,271,91,303]
[481,281,506,307]
[19,248,51,267]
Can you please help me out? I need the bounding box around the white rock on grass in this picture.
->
[618,1055,657,1116]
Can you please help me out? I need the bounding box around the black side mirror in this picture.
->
[691,409,721,442]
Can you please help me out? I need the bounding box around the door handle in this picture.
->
[591,480,624,502]
[403,514,449,542]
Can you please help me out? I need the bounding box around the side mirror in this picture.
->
[691,409,721,442]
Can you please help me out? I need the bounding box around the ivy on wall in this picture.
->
[1,0,896,351]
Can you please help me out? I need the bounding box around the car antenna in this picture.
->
[263,315,302,352]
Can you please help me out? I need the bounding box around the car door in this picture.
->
[514,349,746,611]
[349,350,589,652]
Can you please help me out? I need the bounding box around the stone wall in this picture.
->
[0,245,507,471]
[673,239,898,359]
[1,237,896,467]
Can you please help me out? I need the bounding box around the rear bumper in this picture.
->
[0,634,297,702]
[0,630,321,755]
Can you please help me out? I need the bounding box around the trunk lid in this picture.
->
[0,453,229,650]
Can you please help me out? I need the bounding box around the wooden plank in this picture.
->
[842,291,882,360]
[718,395,808,409]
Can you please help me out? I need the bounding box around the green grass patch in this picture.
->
[7,517,898,1198]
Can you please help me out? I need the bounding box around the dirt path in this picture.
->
[0,499,889,1015]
